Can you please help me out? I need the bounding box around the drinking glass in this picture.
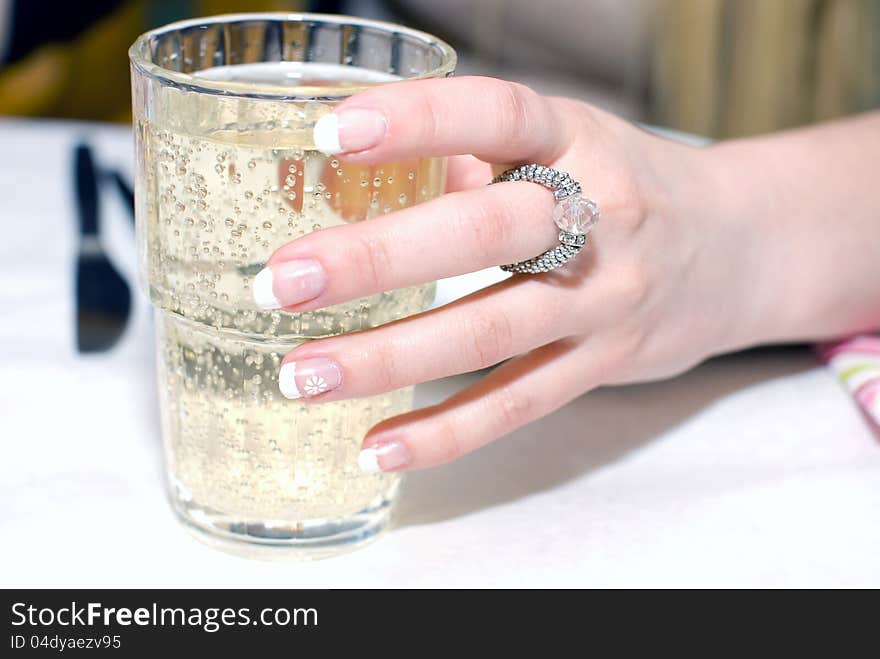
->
[129,13,455,557]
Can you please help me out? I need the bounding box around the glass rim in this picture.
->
[129,12,457,100]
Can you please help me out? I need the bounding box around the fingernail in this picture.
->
[278,358,342,400]
[358,440,411,473]
[313,108,387,155]
[253,259,325,309]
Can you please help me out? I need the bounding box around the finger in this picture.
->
[358,338,609,472]
[253,181,558,312]
[311,76,573,164]
[446,155,492,193]
[275,276,577,402]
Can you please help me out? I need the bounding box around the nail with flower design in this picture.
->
[278,357,342,400]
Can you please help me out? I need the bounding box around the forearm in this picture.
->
[699,112,880,347]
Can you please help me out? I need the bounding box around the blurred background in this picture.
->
[1,0,878,138]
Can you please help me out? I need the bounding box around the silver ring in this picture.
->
[490,165,600,274]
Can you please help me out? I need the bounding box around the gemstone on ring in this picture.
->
[552,193,600,235]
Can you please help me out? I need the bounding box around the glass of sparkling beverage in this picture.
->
[129,13,455,557]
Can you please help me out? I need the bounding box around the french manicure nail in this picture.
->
[313,108,387,155]
[278,358,342,400]
[253,258,326,309]
[358,440,411,473]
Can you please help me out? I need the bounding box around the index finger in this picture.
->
[312,76,573,164]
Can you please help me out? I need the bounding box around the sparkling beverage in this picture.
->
[132,46,450,555]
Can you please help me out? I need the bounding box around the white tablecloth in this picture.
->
[2,118,878,588]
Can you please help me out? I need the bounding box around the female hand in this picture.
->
[250,75,807,472]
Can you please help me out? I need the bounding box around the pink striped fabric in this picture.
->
[817,334,880,436]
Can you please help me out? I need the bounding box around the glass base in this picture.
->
[168,484,395,561]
